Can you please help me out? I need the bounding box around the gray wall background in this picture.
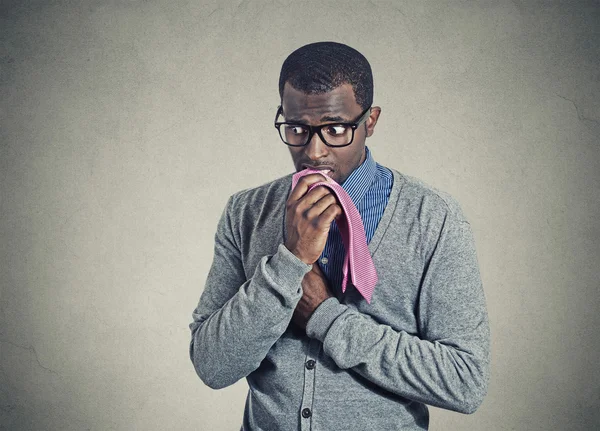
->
[1,1,599,430]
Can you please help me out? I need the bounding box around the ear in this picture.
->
[365,106,381,138]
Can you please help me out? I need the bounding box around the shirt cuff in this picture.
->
[305,297,348,342]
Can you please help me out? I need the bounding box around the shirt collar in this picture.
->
[340,146,377,206]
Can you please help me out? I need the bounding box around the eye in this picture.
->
[325,125,348,136]
[287,125,307,135]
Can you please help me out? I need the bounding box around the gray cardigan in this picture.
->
[189,169,490,430]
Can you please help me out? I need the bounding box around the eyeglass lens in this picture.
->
[280,124,353,146]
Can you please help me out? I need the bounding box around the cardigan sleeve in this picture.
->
[189,195,311,389]
[305,210,490,414]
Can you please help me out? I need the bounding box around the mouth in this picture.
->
[302,164,333,175]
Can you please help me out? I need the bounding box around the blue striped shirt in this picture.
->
[319,147,393,291]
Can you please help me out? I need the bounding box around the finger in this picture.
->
[319,204,343,227]
[290,186,334,217]
[305,192,339,218]
[288,173,329,202]
[301,185,337,208]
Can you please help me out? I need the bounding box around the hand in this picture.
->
[285,174,342,265]
[292,263,333,330]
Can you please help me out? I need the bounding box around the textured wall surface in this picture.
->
[1,1,599,430]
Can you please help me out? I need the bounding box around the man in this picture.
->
[189,42,490,430]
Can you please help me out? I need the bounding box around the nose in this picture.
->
[304,130,329,161]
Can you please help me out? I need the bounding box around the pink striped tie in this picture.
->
[291,169,378,303]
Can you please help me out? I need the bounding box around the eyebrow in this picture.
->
[284,114,348,123]
[320,115,346,122]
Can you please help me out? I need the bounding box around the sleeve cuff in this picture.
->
[259,244,312,296]
[305,297,348,342]
[270,243,313,278]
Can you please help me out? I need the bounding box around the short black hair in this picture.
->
[278,42,373,110]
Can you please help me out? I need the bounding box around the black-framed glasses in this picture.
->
[274,105,372,147]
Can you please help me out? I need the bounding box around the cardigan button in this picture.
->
[305,359,316,370]
[301,408,312,418]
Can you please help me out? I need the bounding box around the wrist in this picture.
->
[284,243,315,265]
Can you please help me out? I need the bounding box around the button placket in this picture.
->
[299,339,320,430]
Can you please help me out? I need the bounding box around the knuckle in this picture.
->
[313,184,326,194]
[301,176,316,186]
[315,187,329,200]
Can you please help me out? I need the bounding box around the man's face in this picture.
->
[281,82,381,185]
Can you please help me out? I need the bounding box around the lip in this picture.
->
[302,164,334,172]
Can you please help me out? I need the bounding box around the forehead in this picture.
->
[281,82,361,122]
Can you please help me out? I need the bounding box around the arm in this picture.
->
[189,174,340,389]
[304,213,490,414]
[189,195,311,389]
